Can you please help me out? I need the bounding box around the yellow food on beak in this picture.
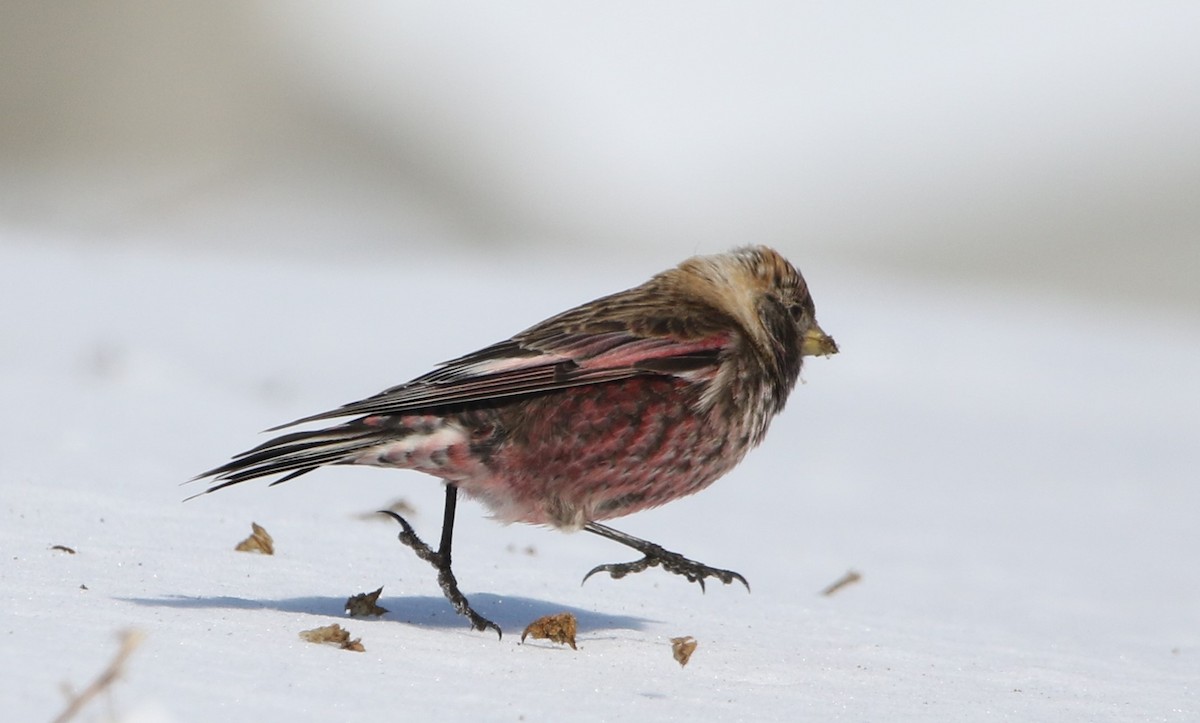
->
[801,326,838,358]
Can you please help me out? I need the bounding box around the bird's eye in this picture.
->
[787,295,814,323]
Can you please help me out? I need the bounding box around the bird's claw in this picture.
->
[380,510,502,638]
[435,564,502,639]
[582,551,750,592]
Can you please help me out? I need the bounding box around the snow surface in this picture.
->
[2,240,1197,722]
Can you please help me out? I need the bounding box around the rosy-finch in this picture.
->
[193,246,837,635]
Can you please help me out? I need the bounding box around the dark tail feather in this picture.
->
[188,420,392,498]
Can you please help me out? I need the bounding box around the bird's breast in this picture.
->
[462,375,754,528]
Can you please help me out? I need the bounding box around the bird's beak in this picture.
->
[801,325,838,357]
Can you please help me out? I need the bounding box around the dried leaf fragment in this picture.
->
[234,522,274,555]
[820,569,862,597]
[359,498,416,521]
[50,545,77,554]
[670,636,698,667]
[345,587,389,617]
[520,612,577,650]
[300,624,364,652]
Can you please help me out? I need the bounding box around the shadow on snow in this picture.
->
[123,592,652,634]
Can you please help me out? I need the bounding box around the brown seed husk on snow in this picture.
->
[300,624,364,652]
[345,587,389,617]
[234,522,274,555]
[359,498,417,521]
[820,569,862,596]
[670,636,698,667]
[520,612,578,650]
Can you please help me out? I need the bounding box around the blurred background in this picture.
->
[3,10,1199,711]
[2,1,1199,316]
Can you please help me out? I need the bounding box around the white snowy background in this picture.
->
[2,3,1198,721]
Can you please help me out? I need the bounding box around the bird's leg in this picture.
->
[380,484,501,637]
[581,522,750,592]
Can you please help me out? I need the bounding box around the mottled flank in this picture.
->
[484,376,744,529]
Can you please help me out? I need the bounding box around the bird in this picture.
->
[192,245,837,636]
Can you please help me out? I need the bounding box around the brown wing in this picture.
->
[271,331,730,429]
[267,280,742,428]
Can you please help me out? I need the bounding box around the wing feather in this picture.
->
[271,331,731,429]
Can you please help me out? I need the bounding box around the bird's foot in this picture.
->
[581,521,750,592]
[581,543,750,592]
[380,511,502,638]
